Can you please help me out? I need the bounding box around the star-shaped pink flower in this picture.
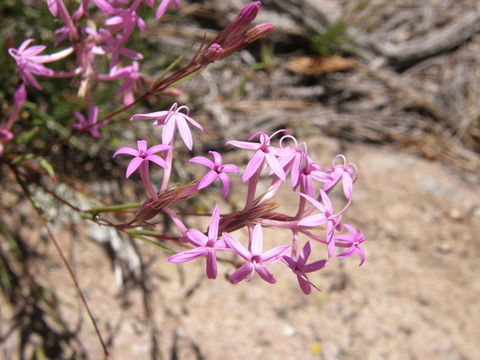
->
[335,224,365,266]
[113,140,171,199]
[168,204,227,279]
[223,224,291,284]
[282,241,328,295]
[189,151,238,198]
[297,190,343,258]
[130,103,203,150]
[226,130,288,183]
[8,39,74,90]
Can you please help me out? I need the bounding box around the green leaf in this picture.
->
[85,203,142,213]
[135,236,174,253]
[38,157,55,177]
[15,127,39,144]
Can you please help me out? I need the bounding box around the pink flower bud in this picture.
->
[244,23,276,43]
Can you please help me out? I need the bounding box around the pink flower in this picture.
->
[298,157,332,197]
[189,151,238,198]
[97,29,143,67]
[8,39,74,90]
[322,155,357,200]
[73,93,104,138]
[297,190,343,258]
[105,3,146,35]
[282,241,328,295]
[168,204,227,279]
[226,130,288,182]
[155,0,180,19]
[98,62,151,105]
[222,224,291,284]
[113,140,171,199]
[130,103,203,150]
[335,224,365,266]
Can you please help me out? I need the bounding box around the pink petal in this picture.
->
[221,164,238,173]
[147,144,171,154]
[282,255,296,270]
[222,233,250,260]
[23,45,47,56]
[219,173,230,198]
[113,147,138,157]
[242,150,265,182]
[254,264,276,284]
[207,204,220,241]
[304,259,328,273]
[184,114,203,132]
[319,189,333,213]
[23,71,43,90]
[120,48,143,60]
[130,111,168,121]
[229,263,254,284]
[298,214,328,227]
[299,193,326,213]
[125,157,143,178]
[297,274,311,294]
[168,248,207,263]
[198,170,218,190]
[189,156,214,169]
[342,173,353,199]
[136,140,147,152]
[105,16,123,26]
[250,224,264,256]
[155,0,170,19]
[357,247,366,266]
[265,152,286,181]
[298,241,312,267]
[185,229,208,246]
[205,250,217,279]
[336,246,356,259]
[176,115,193,150]
[145,155,167,169]
[261,245,291,263]
[226,140,260,151]
[162,116,176,145]
[210,151,222,166]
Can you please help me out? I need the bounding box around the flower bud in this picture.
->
[215,1,261,45]
[244,23,276,44]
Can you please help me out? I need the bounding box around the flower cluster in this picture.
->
[114,103,365,295]
[2,1,274,155]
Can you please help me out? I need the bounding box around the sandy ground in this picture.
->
[2,137,478,360]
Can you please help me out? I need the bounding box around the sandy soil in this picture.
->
[2,137,478,360]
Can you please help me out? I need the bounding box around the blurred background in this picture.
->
[1,0,479,359]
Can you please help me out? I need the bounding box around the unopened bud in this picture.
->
[215,1,261,45]
[196,43,224,65]
[244,23,276,43]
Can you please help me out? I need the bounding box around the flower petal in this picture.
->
[145,155,167,168]
[250,223,264,256]
[222,232,250,260]
[261,244,291,263]
[242,150,265,182]
[125,157,143,178]
[205,250,217,279]
[226,140,260,151]
[254,264,276,284]
[229,262,254,284]
[197,170,218,190]
[176,115,193,150]
[168,248,206,263]
[207,204,220,242]
[189,156,214,169]
[185,228,208,246]
[304,259,328,273]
